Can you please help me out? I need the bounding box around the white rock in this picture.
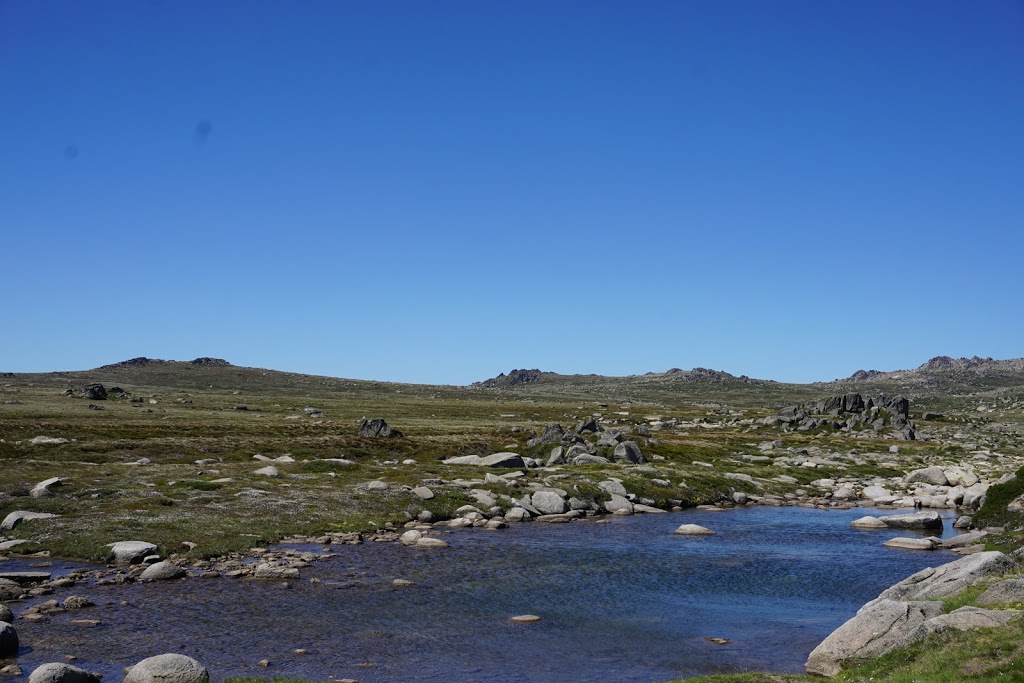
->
[673,524,715,535]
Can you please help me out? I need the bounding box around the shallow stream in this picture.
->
[11,506,960,682]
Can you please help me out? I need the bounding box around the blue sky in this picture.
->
[2,1,1022,384]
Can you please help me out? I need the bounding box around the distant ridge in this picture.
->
[836,356,1024,384]
[474,366,761,388]
[98,356,231,370]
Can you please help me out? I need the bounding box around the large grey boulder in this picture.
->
[612,441,646,464]
[82,384,107,401]
[140,561,185,582]
[850,516,888,529]
[1,510,58,531]
[531,491,568,515]
[883,537,938,550]
[804,600,942,677]
[30,477,64,498]
[0,621,17,657]
[673,524,715,535]
[603,494,633,515]
[905,467,949,486]
[961,483,990,510]
[878,511,943,530]
[479,453,525,468]
[123,654,209,683]
[861,486,892,500]
[941,531,989,549]
[105,541,158,565]
[976,578,1024,605]
[358,418,403,438]
[539,423,564,445]
[28,663,101,683]
[875,551,1018,602]
[545,447,565,466]
[598,480,628,497]
[504,507,532,522]
[0,605,12,622]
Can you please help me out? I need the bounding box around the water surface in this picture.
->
[12,506,959,682]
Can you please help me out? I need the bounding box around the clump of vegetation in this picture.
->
[973,465,1024,530]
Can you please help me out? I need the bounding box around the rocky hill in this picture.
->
[837,356,1024,391]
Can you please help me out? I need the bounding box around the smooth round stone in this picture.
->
[850,516,888,529]
[673,524,716,535]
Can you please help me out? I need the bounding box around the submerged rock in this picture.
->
[673,524,715,536]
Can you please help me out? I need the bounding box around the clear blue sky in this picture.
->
[2,1,1022,384]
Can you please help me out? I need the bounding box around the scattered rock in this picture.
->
[27,663,100,683]
[478,453,525,468]
[612,441,646,464]
[531,491,569,515]
[1,510,59,531]
[82,384,107,400]
[905,467,949,486]
[673,524,715,536]
[358,418,403,438]
[415,538,449,549]
[253,466,280,477]
[411,487,434,500]
[123,654,209,683]
[883,537,938,550]
[877,511,943,530]
[29,436,68,446]
[850,516,888,530]
[603,494,634,515]
[62,596,94,609]
[30,477,64,498]
[0,581,22,601]
[105,541,158,565]
[0,606,11,623]
[253,564,299,580]
[140,561,185,582]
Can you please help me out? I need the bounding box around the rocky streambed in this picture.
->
[0,506,970,683]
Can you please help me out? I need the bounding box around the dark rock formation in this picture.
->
[358,418,403,438]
